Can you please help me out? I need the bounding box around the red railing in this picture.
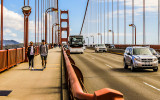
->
[62,48,124,100]
[0,50,8,72]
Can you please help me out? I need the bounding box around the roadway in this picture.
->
[71,49,160,100]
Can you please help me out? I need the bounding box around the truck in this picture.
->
[68,35,84,54]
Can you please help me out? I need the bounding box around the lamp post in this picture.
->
[91,35,94,46]
[86,37,89,46]
[98,33,102,44]
[52,23,59,46]
[1,0,3,50]
[129,24,136,45]
[45,7,58,43]
[109,30,114,44]
[22,5,31,62]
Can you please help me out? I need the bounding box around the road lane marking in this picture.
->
[105,64,113,68]
[143,82,160,92]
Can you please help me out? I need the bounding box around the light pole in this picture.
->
[22,5,31,62]
[52,23,59,46]
[109,30,114,44]
[1,0,3,50]
[45,7,58,43]
[91,35,94,46]
[98,33,102,44]
[129,24,136,45]
[86,37,89,46]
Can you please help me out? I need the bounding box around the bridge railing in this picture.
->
[62,47,124,100]
[0,47,25,72]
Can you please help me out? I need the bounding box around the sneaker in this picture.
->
[31,67,34,70]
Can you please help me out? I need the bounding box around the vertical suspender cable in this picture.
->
[98,0,99,44]
[43,0,44,39]
[124,0,126,44]
[132,0,134,45]
[41,0,42,41]
[104,0,105,44]
[143,0,145,44]
[35,0,36,45]
[158,0,160,44]
[117,0,119,44]
[112,0,114,44]
[49,0,50,44]
[100,0,102,44]
[107,0,109,43]
[38,0,39,45]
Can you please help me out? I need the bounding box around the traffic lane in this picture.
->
[71,50,160,100]
[85,49,160,90]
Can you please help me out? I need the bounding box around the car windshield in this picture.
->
[96,44,105,47]
[133,48,152,55]
[150,48,157,55]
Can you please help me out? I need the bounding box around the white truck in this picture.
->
[95,44,107,52]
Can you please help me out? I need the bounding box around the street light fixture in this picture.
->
[86,37,89,46]
[129,24,136,45]
[22,5,32,62]
[45,7,58,43]
[91,35,94,46]
[22,6,32,16]
[109,30,114,45]
[52,23,60,46]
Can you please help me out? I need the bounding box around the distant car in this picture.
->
[124,46,158,72]
[83,46,86,50]
[95,44,107,52]
[150,48,160,63]
[63,45,68,50]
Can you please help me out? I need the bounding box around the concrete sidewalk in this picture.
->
[0,48,61,100]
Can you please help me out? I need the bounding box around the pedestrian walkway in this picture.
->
[0,48,61,100]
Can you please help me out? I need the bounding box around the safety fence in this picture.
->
[62,47,124,100]
[0,47,25,72]
[0,45,53,72]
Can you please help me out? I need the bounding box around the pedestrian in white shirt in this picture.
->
[27,41,35,70]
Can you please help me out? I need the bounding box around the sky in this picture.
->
[0,0,159,45]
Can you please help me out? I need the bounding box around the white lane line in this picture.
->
[105,64,113,68]
[143,82,160,92]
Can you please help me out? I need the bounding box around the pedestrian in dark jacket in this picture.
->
[40,40,48,69]
[27,41,36,70]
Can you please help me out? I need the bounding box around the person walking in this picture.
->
[40,40,48,69]
[27,41,35,70]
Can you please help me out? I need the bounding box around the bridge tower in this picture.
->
[60,10,70,45]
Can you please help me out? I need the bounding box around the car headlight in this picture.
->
[134,58,141,62]
[153,58,158,61]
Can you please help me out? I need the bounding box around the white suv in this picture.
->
[124,47,158,72]
[95,44,107,52]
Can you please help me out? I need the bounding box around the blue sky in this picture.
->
[0,0,159,45]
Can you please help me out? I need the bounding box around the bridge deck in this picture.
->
[0,48,61,100]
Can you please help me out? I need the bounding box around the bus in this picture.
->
[68,35,84,54]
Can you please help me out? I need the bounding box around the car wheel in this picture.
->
[124,60,128,69]
[153,67,158,72]
[131,63,135,72]
[95,50,97,53]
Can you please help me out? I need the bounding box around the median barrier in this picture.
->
[62,48,124,100]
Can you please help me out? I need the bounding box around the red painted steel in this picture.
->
[0,50,7,71]
[1,0,3,50]
[60,10,70,45]
[63,48,124,100]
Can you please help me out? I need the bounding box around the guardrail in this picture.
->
[62,48,124,100]
[0,47,25,72]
